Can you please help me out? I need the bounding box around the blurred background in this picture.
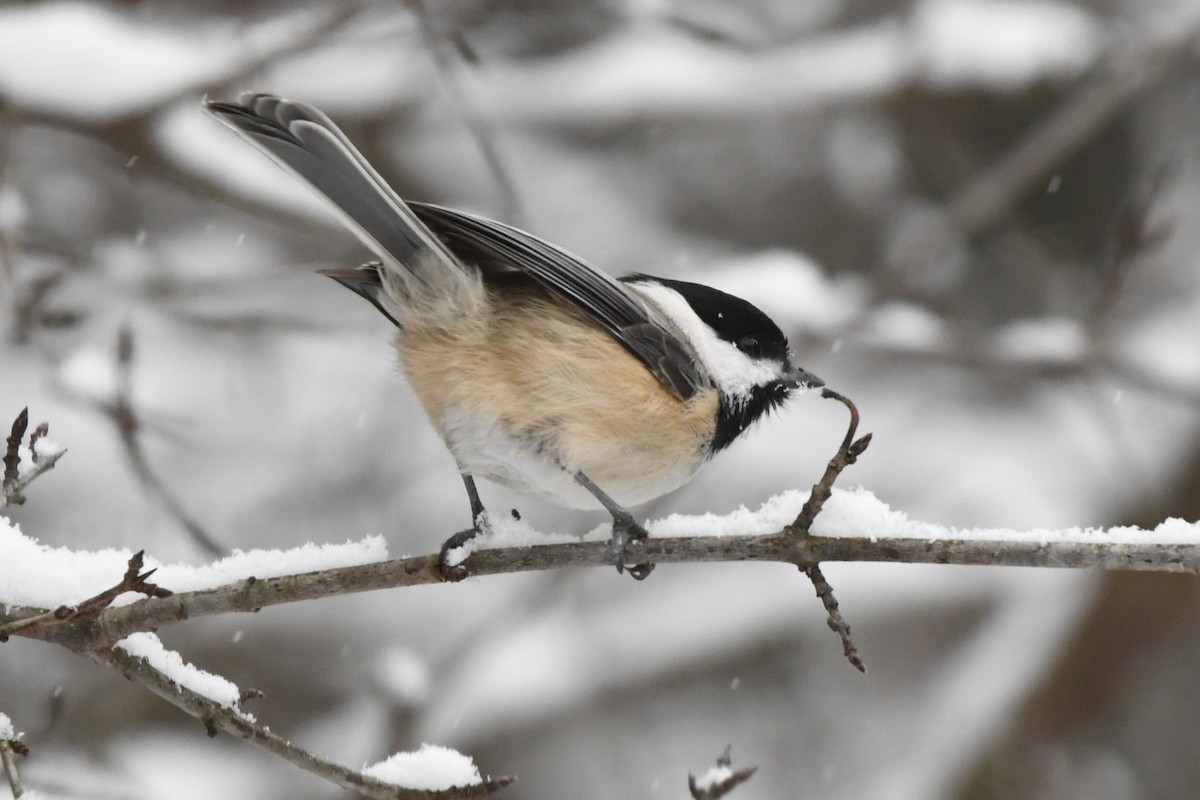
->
[3,0,1200,798]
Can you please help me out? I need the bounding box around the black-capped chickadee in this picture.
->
[206,94,823,580]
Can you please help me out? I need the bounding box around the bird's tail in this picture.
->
[205,93,480,326]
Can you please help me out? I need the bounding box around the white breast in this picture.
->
[439,407,705,511]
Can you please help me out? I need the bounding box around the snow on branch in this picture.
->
[4,482,1199,652]
[688,747,757,800]
[363,745,512,795]
[0,549,170,642]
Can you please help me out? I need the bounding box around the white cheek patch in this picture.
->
[629,282,782,399]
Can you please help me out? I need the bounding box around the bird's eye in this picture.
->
[738,336,762,357]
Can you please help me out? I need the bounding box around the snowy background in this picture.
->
[3,0,1200,798]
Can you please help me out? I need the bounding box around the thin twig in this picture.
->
[804,563,865,673]
[790,389,872,535]
[1,408,66,510]
[2,407,25,489]
[27,422,47,465]
[787,389,872,671]
[0,736,27,799]
[688,747,757,800]
[0,448,65,511]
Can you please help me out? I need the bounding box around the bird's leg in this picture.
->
[463,473,487,525]
[438,474,489,580]
[573,472,655,580]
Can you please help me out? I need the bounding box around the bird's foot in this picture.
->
[609,512,655,581]
[439,514,491,582]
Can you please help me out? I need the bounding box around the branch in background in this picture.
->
[688,747,757,800]
[174,4,369,125]
[0,41,348,347]
[1088,167,1174,347]
[8,267,79,346]
[412,0,525,225]
[0,88,83,347]
[42,325,223,552]
[98,324,225,556]
[947,11,1200,235]
[807,318,1200,411]
[0,3,372,240]
[8,2,367,135]
[0,97,21,343]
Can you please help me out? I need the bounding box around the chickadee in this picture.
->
[206,94,822,580]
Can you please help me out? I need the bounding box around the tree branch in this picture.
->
[88,647,511,799]
[3,523,1195,653]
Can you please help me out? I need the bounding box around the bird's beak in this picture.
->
[784,365,824,390]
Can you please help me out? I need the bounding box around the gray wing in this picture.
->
[410,202,707,401]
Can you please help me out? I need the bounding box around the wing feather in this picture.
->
[410,202,706,401]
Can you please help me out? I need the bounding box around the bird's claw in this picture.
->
[439,517,489,582]
[609,514,655,581]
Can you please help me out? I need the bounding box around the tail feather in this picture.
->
[206,94,470,324]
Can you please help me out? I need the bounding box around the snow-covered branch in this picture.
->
[689,747,757,800]
[90,643,511,799]
[4,488,1197,649]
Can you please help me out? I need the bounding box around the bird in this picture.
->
[205,93,823,580]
